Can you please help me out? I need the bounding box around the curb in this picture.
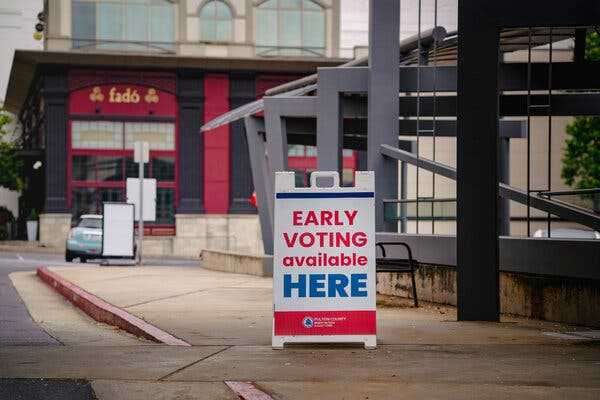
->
[36,267,191,346]
[0,245,62,255]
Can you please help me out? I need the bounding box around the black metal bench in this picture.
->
[376,242,419,307]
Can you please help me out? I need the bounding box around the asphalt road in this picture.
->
[0,251,199,347]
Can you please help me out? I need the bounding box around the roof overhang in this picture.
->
[4,49,349,114]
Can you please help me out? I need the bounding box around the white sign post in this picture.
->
[272,171,376,349]
[134,141,149,265]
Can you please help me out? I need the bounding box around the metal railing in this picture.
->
[383,198,456,232]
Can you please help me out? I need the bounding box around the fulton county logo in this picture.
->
[302,316,314,329]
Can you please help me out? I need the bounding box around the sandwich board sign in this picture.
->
[272,171,376,349]
[102,202,135,258]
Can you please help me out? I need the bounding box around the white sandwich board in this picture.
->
[272,171,377,349]
[102,202,135,257]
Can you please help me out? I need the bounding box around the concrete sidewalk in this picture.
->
[45,266,597,346]
[4,265,600,399]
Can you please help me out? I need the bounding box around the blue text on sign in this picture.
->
[283,273,367,298]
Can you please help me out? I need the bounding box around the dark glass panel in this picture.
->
[151,156,175,181]
[156,188,175,224]
[72,188,97,219]
[96,156,123,182]
[72,155,95,181]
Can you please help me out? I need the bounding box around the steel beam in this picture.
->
[263,98,289,197]
[380,142,600,232]
[315,67,369,173]
[376,233,600,281]
[244,116,273,254]
[499,184,600,232]
[367,0,399,232]
[380,144,457,180]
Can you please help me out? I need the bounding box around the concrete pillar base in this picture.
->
[173,214,264,258]
[39,213,71,250]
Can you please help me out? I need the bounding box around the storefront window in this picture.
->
[71,0,175,53]
[71,188,124,219]
[99,188,123,204]
[125,157,150,179]
[124,122,175,151]
[70,120,176,226]
[72,121,123,149]
[96,156,123,182]
[71,188,97,218]
[256,0,325,56]
[152,156,175,181]
[156,188,175,225]
[72,155,96,181]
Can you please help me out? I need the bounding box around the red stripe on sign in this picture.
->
[274,310,376,336]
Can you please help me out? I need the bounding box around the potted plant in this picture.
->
[26,209,38,242]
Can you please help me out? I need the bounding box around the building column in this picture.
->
[42,68,68,213]
[499,137,511,236]
[229,72,256,213]
[456,1,500,321]
[367,0,399,232]
[39,67,70,248]
[316,70,343,174]
[176,69,204,214]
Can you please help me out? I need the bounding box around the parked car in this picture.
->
[65,215,103,262]
[532,228,600,239]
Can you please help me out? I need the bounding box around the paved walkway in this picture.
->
[0,252,62,346]
[3,265,600,399]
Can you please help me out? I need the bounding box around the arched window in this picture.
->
[256,0,325,56]
[199,0,233,42]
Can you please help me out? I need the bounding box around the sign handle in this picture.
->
[309,171,340,188]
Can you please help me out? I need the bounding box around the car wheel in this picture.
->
[65,250,73,262]
[80,257,87,264]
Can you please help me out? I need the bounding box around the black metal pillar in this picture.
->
[176,70,204,214]
[456,1,500,321]
[499,137,511,236]
[42,68,69,213]
[229,72,256,213]
[367,0,399,233]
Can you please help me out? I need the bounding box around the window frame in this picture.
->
[198,0,234,43]
[71,0,176,53]
[68,118,178,229]
[255,0,327,57]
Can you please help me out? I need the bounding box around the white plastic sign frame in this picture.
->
[126,178,157,222]
[272,171,376,349]
[102,202,135,257]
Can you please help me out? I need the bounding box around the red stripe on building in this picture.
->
[203,74,230,214]
[273,310,376,336]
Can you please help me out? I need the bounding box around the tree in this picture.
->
[561,116,600,190]
[561,32,600,192]
[0,112,23,191]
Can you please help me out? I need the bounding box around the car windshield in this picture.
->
[78,218,102,229]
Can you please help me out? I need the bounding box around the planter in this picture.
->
[26,220,38,242]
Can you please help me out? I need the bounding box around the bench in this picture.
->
[376,242,419,307]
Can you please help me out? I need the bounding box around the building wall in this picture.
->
[0,0,43,104]
[45,0,340,59]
